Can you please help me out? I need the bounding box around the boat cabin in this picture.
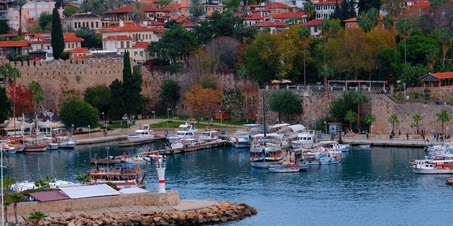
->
[90,164,144,188]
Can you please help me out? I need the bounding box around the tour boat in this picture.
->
[127,124,155,142]
[269,163,307,173]
[123,155,151,163]
[170,138,198,149]
[291,130,316,148]
[167,123,198,143]
[24,139,47,152]
[0,139,23,154]
[249,133,284,168]
[199,130,219,142]
[89,163,147,188]
[44,137,59,150]
[57,136,77,149]
[411,159,453,174]
[300,142,343,165]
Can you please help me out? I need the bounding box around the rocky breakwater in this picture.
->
[42,200,257,225]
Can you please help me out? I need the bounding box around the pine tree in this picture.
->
[51,8,64,59]
[108,79,125,120]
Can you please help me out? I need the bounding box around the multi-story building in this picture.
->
[314,0,358,20]
[25,33,84,52]
[173,0,225,17]
[0,0,62,31]
[104,4,170,26]
[65,12,102,32]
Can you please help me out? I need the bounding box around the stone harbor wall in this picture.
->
[9,190,180,218]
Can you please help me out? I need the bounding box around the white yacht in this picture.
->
[127,124,155,142]
[199,130,220,142]
[411,159,453,174]
[291,130,316,148]
[57,136,77,149]
[230,124,260,148]
[167,123,198,143]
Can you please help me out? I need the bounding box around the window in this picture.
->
[14,11,18,17]
[126,41,130,48]
[76,43,78,47]
[120,52,124,55]
[91,22,94,28]
[44,3,49,8]
[82,22,85,27]
[72,43,74,48]
[134,51,137,56]
[314,27,318,32]
[28,11,35,16]
[8,12,11,17]
[140,51,143,57]
[185,9,188,13]
[74,22,77,28]
[41,44,43,49]
[145,34,148,39]
[96,22,98,28]
[14,19,18,24]
[316,13,320,18]
[121,41,124,48]
[78,22,81,28]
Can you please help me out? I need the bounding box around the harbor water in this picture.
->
[3,143,452,225]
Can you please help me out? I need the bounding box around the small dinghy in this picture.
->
[359,144,371,149]
[269,163,307,173]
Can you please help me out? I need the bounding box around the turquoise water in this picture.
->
[3,144,452,225]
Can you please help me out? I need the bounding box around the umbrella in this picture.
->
[271,80,281,84]
[282,79,292,83]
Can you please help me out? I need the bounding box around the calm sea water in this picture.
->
[3,143,452,225]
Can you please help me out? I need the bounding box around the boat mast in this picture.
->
[263,94,266,137]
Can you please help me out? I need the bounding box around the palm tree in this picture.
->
[388,114,400,133]
[425,44,437,71]
[76,173,91,184]
[0,63,12,86]
[367,7,380,28]
[382,14,395,30]
[363,113,376,134]
[396,18,413,66]
[438,27,453,66]
[303,0,314,27]
[28,81,44,115]
[28,210,48,226]
[9,192,23,224]
[412,114,423,134]
[437,110,450,134]
[128,2,146,25]
[9,67,21,137]
[345,110,358,132]
[189,0,205,18]
[319,18,331,65]
[318,64,334,93]
[352,90,368,132]
[17,0,27,35]
[3,175,16,192]
[3,195,11,225]
[34,179,46,189]
[298,25,311,86]
[43,175,55,188]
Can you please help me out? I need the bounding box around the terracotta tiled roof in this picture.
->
[105,4,169,14]
[175,16,190,23]
[272,11,305,19]
[245,13,264,20]
[68,47,89,53]
[302,19,323,26]
[252,21,288,27]
[70,55,88,60]
[265,2,289,9]
[146,21,165,26]
[422,72,453,79]
[343,14,385,23]
[250,9,271,12]
[102,24,156,32]
[102,35,133,40]
[133,42,150,48]
[314,0,339,5]
[0,40,29,47]
[149,26,165,33]
[166,4,182,8]
[28,33,83,44]
[409,1,430,7]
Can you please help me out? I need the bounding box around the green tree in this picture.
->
[0,20,9,35]
[352,90,368,132]
[330,0,343,21]
[28,81,44,115]
[74,27,102,49]
[412,114,423,134]
[9,192,23,224]
[396,18,413,65]
[318,64,334,93]
[382,13,395,30]
[159,0,173,6]
[159,79,180,112]
[222,88,245,118]
[76,173,91,184]
[363,112,376,134]
[345,110,358,132]
[268,90,303,121]
[224,0,241,11]
[397,31,439,66]
[437,110,450,134]
[129,2,146,25]
[148,23,197,65]
[189,0,205,17]
[38,13,52,32]
[28,211,48,226]
[425,44,437,70]
[51,8,64,59]
[329,91,356,123]
[0,86,12,122]
[108,79,125,120]
[298,25,311,86]
[84,84,111,117]
[122,55,144,115]
[438,27,453,66]
[358,0,381,13]
[377,46,402,84]
[431,0,449,8]
[341,0,357,22]
[63,5,79,18]
[388,114,399,133]
[357,13,373,32]
[59,97,99,130]
[3,175,15,192]
[304,0,315,26]
[80,0,108,15]
[401,64,430,86]
[17,0,26,34]
[34,179,46,189]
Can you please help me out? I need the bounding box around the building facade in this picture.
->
[65,12,102,32]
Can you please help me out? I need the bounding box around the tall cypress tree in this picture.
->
[330,0,343,21]
[51,8,64,59]
[122,52,143,115]
[108,79,125,120]
[342,0,357,21]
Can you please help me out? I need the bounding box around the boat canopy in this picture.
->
[265,147,281,152]
[288,124,305,132]
[269,123,290,129]
[253,133,279,138]
[179,123,192,128]
[251,148,263,152]
[243,124,260,127]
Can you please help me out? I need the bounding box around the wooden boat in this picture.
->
[89,163,147,188]
[24,140,46,152]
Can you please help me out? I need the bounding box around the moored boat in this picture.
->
[167,123,198,143]
[411,159,453,174]
[269,163,306,173]
[89,163,147,188]
[127,124,155,142]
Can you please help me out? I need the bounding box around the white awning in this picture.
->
[59,184,120,199]
[269,123,290,128]
[119,187,149,194]
[288,124,305,132]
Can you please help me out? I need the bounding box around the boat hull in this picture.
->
[59,143,76,149]
[24,147,47,152]
[250,160,283,168]
[269,165,301,173]
[412,167,453,174]
[232,142,251,148]
[291,142,314,149]
[47,143,59,150]
[127,136,155,142]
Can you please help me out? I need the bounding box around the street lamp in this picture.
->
[152,111,155,120]
[102,112,105,126]
[371,125,373,135]
[88,125,91,139]
[404,83,406,100]
[219,110,223,124]
[389,123,391,134]
[71,124,74,137]
[324,121,327,134]
[1,145,4,226]
[167,108,170,129]
[175,106,178,118]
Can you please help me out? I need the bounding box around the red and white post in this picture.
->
[156,156,166,193]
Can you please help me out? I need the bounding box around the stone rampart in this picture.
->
[8,190,180,218]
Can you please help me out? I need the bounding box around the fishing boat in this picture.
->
[411,159,453,174]
[269,163,307,173]
[291,130,316,148]
[167,123,198,143]
[0,139,23,154]
[127,124,155,142]
[57,136,77,149]
[249,133,284,168]
[300,142,342,165]
[230,124,260,148]
[23,138,47,152]
[89,163,147,188]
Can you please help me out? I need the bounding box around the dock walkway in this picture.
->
[341,136,449,148]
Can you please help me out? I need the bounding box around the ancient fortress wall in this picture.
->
[5,59,124,110]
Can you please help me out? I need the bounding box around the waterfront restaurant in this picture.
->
[419,72,453,87]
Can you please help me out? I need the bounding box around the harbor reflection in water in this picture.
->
[3,143,453,225]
